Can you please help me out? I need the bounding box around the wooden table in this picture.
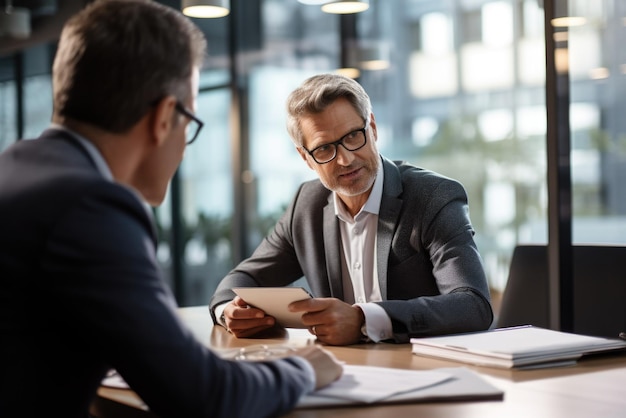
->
[91,306,626,418]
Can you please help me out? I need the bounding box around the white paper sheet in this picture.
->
[298,367,503,408]
[311,365,452,403]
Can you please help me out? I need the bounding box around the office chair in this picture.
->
[497,244,626,339]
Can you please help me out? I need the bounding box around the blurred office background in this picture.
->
[1,0,625,313]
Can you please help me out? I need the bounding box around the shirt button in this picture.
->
[353,261,361,269]
[357,297,365,303]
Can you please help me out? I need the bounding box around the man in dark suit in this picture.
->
[210,74,493,346]
[0,1,342,417]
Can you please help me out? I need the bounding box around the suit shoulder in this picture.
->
[296,178,331,200]
[393,160,464,189]
[48,170,145,211]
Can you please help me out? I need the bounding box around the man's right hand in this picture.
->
[293,346,343,390]
[222,296,277,337]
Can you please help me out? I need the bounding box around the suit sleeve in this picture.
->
[209,185,307,321]
[42,182,312,418]
[377,177,493,342]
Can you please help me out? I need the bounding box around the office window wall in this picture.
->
[153,85,233,304]
[382,0,550,294]
[3,0,625,309]
[565,0,626,244]
[0,79,17,152]
[0,45,54,151]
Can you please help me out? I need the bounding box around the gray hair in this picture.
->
[285,73,372,146]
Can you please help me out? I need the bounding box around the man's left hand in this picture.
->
[289,297,365,345]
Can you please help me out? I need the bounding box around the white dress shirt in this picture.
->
[334,161,393,342]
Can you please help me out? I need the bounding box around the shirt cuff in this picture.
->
[213,302,228,327]
[354,302,393,342]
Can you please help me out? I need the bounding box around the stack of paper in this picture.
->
[410,325,626,369]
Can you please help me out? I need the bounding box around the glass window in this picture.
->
[0,52,18,150]
[22,45,54,139]
[177,87,233,305]
[23,74,53,139]
[247,1,338,248]
[356,0,547,300]
[567,1,626,244]
[0,79,17,152]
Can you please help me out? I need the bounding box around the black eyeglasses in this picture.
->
[302,125,368,164]
[175,102,204,145]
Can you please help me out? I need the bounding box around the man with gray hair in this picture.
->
[211,73,493,346]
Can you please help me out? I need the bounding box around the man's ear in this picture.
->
[150,95,178,147]
[368,112,378,142]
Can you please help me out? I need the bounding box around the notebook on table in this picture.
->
[410,325,626,369]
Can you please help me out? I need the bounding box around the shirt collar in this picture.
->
[50,123,114,182]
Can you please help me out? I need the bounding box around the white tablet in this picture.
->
[233,287,313,328]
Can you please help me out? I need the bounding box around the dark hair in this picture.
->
[52,0,207,133]
[285,73,372,147]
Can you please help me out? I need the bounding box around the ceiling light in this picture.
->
[182,0,230,18]
[551,16,587,28]
[335,67,361,79]
[321,0,369,14]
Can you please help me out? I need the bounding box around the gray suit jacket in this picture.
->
[211,156,493,343]
[0,129,312,418]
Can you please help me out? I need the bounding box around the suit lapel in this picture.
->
[323,193,344,299]
[376,157,403,300]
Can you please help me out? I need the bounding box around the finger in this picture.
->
[229,323,275,338]
[228,316,275,332]
[293,346,343,389]
[289,297,327,313]
[309,325,329,339]
[314,325,361,346]
[226,304,266,320]
[233,296,248,307]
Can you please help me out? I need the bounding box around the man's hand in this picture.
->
[292,346,343,390]
[222,296,278,337]
[289,298,365,345]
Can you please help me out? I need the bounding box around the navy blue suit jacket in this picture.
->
[211,157,493,342]
[0,129,311,418]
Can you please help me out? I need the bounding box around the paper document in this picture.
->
[312,365,452,403]
[298,366,503,408]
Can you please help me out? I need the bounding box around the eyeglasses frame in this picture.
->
[302,125,368,164]
[175,101,204,145]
